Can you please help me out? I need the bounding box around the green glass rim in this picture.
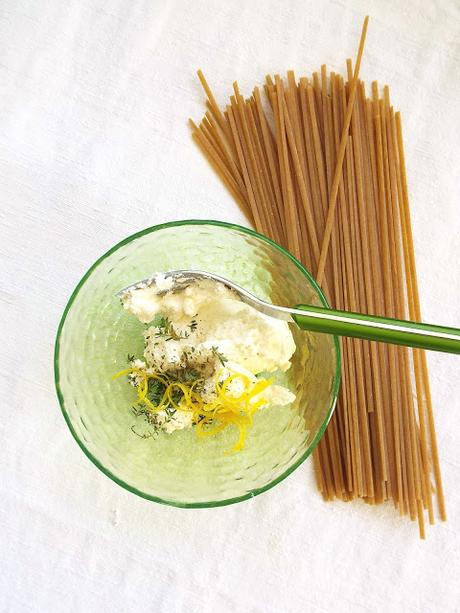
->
[54,219,341,508]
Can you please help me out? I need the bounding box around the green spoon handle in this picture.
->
[292,304,460,354]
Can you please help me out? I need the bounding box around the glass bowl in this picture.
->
[54,220,340,507]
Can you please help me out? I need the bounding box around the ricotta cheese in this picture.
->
[120,274,296,437]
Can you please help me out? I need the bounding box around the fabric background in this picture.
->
[1,1,459,611]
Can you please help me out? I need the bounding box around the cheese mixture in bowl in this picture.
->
[55,221,339,507]
[117,275,296,452]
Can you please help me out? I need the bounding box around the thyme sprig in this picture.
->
[152,313,199,341]
[211,345,228,367]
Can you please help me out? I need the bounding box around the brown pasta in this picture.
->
[189,17,444,537]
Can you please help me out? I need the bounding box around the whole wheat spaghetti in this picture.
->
[189,17,444,537]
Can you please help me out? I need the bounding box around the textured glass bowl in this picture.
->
[55,220,340,507]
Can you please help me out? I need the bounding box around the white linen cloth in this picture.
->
[1,0,459,611]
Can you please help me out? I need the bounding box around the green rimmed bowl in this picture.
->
[54,220,340,507]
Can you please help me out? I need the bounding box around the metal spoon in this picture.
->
[118,270,460,355]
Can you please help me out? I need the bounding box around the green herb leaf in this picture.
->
[146,378,167,406]
[211,346,228,367]
[153,313,190,341]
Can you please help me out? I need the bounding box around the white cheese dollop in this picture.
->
[122,275,297,434]
[122,276,296,373]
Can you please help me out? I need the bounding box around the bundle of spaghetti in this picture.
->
[189,25,445,537]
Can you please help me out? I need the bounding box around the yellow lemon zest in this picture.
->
[112,367,145,380]
[113,366,274,452]
[194,373,273,452]
[167,382,192,409]
[195,419,228,438]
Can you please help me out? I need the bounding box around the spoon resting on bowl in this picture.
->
[118,270,460,355]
